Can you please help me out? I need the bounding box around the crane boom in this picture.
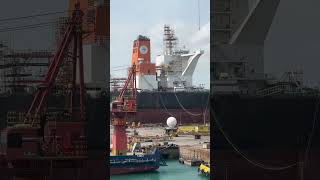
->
[119,65,136,100]
[25,2,86,126]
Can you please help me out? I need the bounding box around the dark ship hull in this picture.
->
[0,93,108,128]
[112,91,210,124]
[0,90,209,128]
[212,94,320,180]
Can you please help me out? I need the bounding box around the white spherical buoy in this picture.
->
[166,117,177,128]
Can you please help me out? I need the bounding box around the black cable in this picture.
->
[211,106,298,170]
[0,4,106,34]
[0,21,55,33]
[303,95,320,166]
[0,4,100,23]
[0,11,69,23]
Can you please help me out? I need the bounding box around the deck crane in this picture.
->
[1,2,87,160]
[25,2,86,127]
[111,64,137,156]
[0,1,109,179]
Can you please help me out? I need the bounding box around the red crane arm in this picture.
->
[118,65,136,100]
[26,3,86,125]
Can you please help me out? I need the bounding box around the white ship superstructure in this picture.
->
[156,25,204,90]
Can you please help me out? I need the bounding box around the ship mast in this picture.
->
[163,25,178,55]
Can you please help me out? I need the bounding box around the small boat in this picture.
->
[158,143,179,159]
[198,162,210,176]
[110,149,167,175]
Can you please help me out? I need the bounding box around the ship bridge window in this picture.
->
[7,133,22,148]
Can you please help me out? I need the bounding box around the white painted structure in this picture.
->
[155,25,204,90]
[136,74,158,90]
[156,50,204,89]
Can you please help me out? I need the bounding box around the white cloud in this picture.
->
[191,22,210,48]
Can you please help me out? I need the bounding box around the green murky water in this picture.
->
[110,160,210,180]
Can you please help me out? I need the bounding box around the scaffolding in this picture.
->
[54,17,70,47]
[163,25,178,55]
[0,44,53,94]
[54,16,74,95]
[66,0,108,45]
[110,77,126,92]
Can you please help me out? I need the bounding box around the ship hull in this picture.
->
[0,94,108,128]
[112,91,210,124]
[0,91,209,128]
[212,94,320,180]
[110,149,163,175]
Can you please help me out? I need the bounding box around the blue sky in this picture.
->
[111,0,210,89]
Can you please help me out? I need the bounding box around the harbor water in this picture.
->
[110,160,209,180]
